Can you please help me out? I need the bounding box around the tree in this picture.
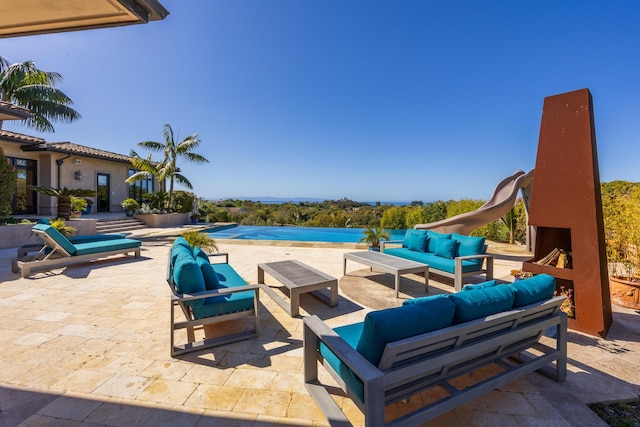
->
[0,56,81,132]
[30,186,96,220]
[127,124,209,210]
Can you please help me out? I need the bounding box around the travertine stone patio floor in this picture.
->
[0,225,638,426]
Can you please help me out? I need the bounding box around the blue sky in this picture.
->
[2,1,640,202]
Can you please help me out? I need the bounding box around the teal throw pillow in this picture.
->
[426,231,451,253]
[172,252,206,307]
[462,280,497,292]
[402,293,451,306]
[452,233,486,257]
[408,230,428,252]
[170,244,193,266]
[196,256,220,290]
[193,246,210,262]
[402,229,413,248]
[450,285,516,324]
[434,238,456,259]
[511,274,556,307]
[355,297,456,366]
[173,237,193,252]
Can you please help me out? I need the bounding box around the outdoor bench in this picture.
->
[168,237,259,356]
[303,274,567,427]
[381,229,493,291]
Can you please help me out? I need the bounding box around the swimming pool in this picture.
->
[207,225,406,243]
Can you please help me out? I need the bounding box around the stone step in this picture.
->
[96,218,146,234]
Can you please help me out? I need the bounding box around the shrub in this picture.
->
[0,147,17,220]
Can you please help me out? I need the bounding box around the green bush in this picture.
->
[0,147,17,220]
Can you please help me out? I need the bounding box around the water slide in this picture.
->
[414,169,535,235]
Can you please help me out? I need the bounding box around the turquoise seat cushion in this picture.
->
[73,238,141,256]
[407,230,428,252]
[462,280,497,292]
[172,252,206,308]
[196,256,220,290]
[191,263,255,319]
[193,246,210,262]
[319,322,365,402]
[355,297,456,366]
[426,231,451,253]
[450,285,516,324]
[434,238,456,259]
[402,293,451,306]
[34,224,77,255]
[512,274,556,307]
[452,233,486,257]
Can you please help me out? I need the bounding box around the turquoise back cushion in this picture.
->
[171,244,192,265]
[426,231,451,253]
[193,246,210,262]
[355,297,456,366]
[34,224,77,255]
[450,285,516,324]
[462,280,497,292]
[196,256,220,290]
[408,230,428,252]
[511,274,556,307]
[402,229,412,248]
[402,293,451,306]
[452,233,486,257]
[434,238,456,259]
[173,237,192,252]
[173,252,206,307]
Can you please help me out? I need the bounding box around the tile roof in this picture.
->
[0,129,45,144]
[0,101,32,121]
[44,142,133,164]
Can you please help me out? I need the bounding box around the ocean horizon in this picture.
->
[209,197,412,206]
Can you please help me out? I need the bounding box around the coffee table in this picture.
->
[258,260,338,317]
[343,251,429,298]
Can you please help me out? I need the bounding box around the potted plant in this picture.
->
[69,197,87,219]
[181,230,217,253]
[30,186,97,220]
[602,182,640,309]
[359,226,390,252]
[49,218,76,239]
[510,269,533,281]
[190,213,200,224]
[121,198,140,217]
[82,198,94,215]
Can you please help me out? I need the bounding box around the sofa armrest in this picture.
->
[208,252,229,264]
[304,315,383,383]
[380,240,403,252]
[454,254,494,282]
[173,284,259,302]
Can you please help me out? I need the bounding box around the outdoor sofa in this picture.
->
[12,223,141,278]
[381,229,494,291]
[167,237,259,356]
[304,274,567,427]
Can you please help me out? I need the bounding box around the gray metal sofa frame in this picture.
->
[304,296,567,427]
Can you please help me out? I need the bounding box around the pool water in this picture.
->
[207,225,406,243]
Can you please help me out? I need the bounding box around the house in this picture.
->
[0,129,154,216]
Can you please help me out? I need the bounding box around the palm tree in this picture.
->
[0,56,81,132]
[359,226,391,251]
[30,186,96,220]
[128,124,209,210]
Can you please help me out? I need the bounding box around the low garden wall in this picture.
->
[0,219,97,249]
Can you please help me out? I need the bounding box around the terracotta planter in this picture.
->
[609,276,640,309]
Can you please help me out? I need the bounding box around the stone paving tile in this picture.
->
[92,373,154,400]
[136,378,199,405]
[37,395,104,422]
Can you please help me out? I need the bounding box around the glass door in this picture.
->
[97,173,110,212]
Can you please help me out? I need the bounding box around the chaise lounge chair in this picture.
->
[12,223,142,278]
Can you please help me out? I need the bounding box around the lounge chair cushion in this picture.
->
[452,233,486,257]
[196,256,220,290]
[71,234,126,243]
[462,280,497,291]
[434,238,456,259]
[402,293,451,306]
[512,274,556,307]
[319,322,366,402]
[73,238,141,255]
[34,224,76,255]
[450,285,516,324]
[173,252,206,305]
[407,230,428,252]
[190,263,255,319]
[356,297,456,366]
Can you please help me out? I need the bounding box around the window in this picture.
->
[8,157,37,214]
[127,169,154,201]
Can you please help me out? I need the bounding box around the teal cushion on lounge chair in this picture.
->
[73,238,141,255]
[402,293,451,306]
[434,238,456,259]
[173,252,206,307]
[34,224,77,255]
[191,263,255,319]
[462,280,497,292]
[426,231,451,253]
[319,322,365,402]
[450,285,516,324]
[71,233,126,244]
[196,256,220,290]
[356,297,456,366]
[452,233,486,257]
[408,230,428,252]
[511,274,556,307]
